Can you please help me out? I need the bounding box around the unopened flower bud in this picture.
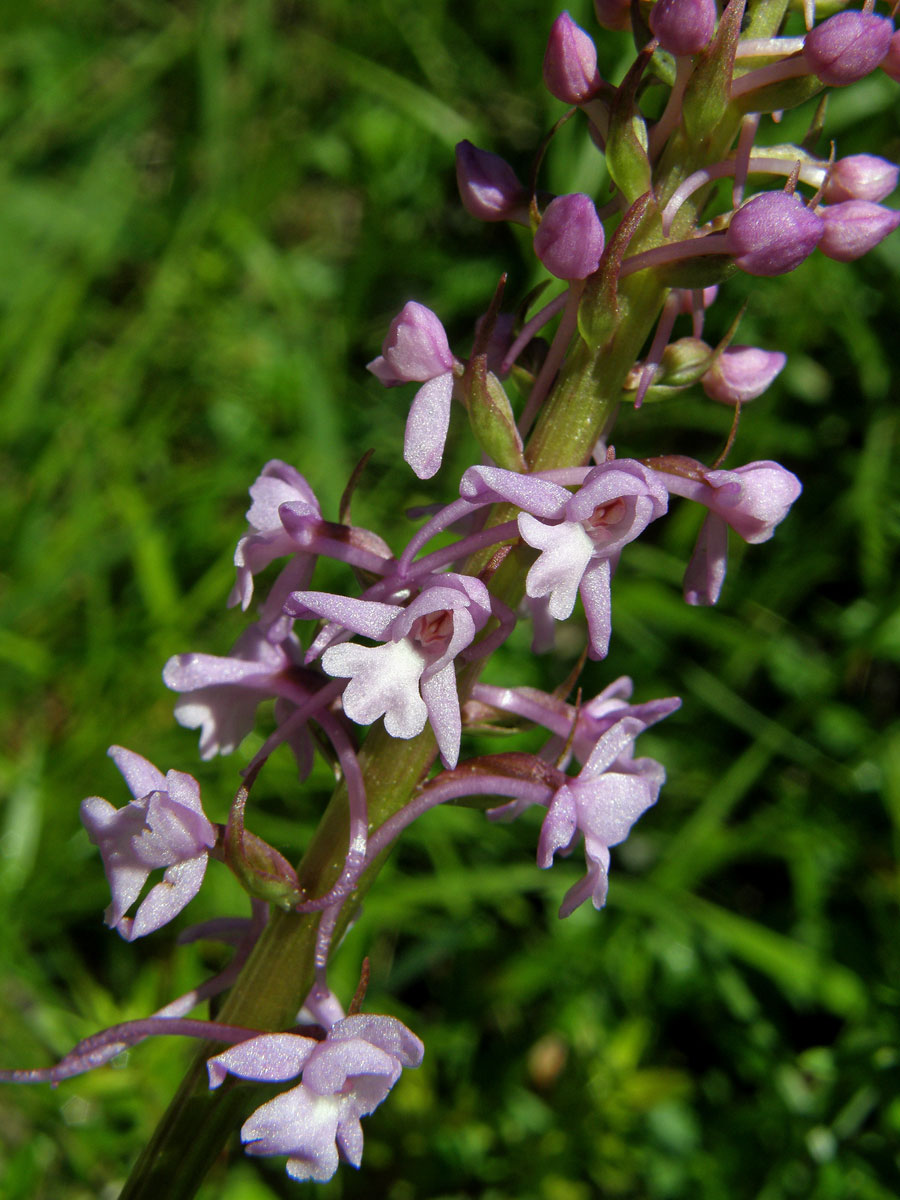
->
[804,12,894,87]
[649,0,717,56]
[824,154,899,204]
[534,194,605,280]
[702,346,787,403]
[818,199,900,262]
[455,140,530,225]
[726,192,824,276]
[543,12,603,104]
[881,30,900,82]
[594,0,631,32]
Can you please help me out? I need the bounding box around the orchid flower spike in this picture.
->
[80,747,216,940]
[367,302,461,480]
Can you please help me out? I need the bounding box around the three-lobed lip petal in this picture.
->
[295,574,492,768]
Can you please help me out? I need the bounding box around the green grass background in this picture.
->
[1,1,899,1197]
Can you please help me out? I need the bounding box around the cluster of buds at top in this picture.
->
[458,7,900,290]
[7,1,897,1192]
[443,9,898,452]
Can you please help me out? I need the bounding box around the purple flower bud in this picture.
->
[701,345,787,404]
[824,155,899,204]
[543,12,603,104]
[817,199,900,262]
[725,192,824,276]
[594,0,631,32]
[881,29,900,82]
[533,194,605,281]
[649,0,717,56]
[804,12,894,87]
[455,141,530,225]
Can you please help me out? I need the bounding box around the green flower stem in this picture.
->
[526,271,667,472]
